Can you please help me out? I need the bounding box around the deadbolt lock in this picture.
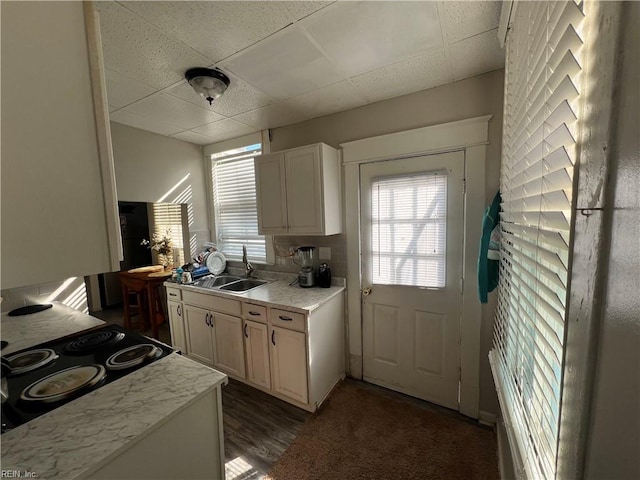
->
[362,287,372,296]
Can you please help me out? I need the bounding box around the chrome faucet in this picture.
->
[242,245,254,278]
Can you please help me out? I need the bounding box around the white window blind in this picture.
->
[151,203,186,266]
[370,172,447,288]
[211,143,266,262]
[489,2,585,479]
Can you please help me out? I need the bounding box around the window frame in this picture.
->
[206,140,274,265]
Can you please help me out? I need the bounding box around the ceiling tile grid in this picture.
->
[98,1,505,146]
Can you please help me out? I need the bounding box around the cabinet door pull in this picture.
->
[177,305,182,316]
[271,330,276,346]
[205,313,209,326]
[278,315,293,321]
[244,323,248,338]
[209,314,214,327]
[249,311,261,316]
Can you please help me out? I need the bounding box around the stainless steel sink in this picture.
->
[195,275,242,289]
[219,278,268,292]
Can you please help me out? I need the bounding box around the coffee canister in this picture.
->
[318,263,332,288]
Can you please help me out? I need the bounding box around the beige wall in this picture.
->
[271,69,504,415]
[109,122,211,249]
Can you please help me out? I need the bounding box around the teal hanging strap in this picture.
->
[478,191,501,304]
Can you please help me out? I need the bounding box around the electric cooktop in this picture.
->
[1,324,175,434]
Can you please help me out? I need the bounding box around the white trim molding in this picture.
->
[341,115,492,419]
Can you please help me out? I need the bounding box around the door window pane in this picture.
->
[371,172,447,287]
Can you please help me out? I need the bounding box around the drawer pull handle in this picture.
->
[244,323,248,338]
[271,330,276,345]
[278,315,293,321]
[169,292,178,297]
[249,311,261,316]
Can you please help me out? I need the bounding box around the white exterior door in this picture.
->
[360,151,464,410]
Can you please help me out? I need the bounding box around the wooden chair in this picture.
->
[119,275,149,331]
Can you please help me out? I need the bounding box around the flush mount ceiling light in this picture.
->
[185,67,230,105]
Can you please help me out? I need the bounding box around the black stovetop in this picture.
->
[1,324,174,434]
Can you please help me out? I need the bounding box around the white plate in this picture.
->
[206,251,227,275]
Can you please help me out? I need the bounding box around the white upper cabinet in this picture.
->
[1,1,121,289]
[255,143,342,235]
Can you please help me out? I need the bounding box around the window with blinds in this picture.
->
[151,203,187,266]
[211,143,266,262]
[489,1,585,479]
[370,172,447,288]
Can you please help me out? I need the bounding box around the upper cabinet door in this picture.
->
[254,143,342,236]
[1,2,121,289]
[285,145,324,235]
[255,152,288,234]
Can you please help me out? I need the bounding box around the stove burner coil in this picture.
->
[64,330,125,354]
[20,365,107,404]
[6,349,59,375]
[105,344,162,370]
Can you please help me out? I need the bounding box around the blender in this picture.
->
[294,246,316,288]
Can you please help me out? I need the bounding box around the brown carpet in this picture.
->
[266,380,499,480]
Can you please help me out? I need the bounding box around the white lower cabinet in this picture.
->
[166,285,344,411]
[184,305,215,365]
[167,300,186,354]
[212,313,246,379]
[244,320,271,389]
[270,326,308,404]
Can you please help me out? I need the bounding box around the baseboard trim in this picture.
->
[479,410,498,426]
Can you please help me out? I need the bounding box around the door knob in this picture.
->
[362,286,372,296]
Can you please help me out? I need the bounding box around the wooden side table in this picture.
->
[118,270,169,339]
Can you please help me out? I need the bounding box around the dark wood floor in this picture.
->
[222,379,310,479]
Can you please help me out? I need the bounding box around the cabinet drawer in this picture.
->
[166,287,182,301]
[269,308,306,332]
[242,303,267,323]
[182,291,241,316]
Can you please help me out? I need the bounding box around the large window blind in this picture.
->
[489,1,585,479]
[370,172,447,288]
[151,203,187,266]
[211,143,266,262]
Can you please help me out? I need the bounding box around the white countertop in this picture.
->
[1,303,227,480]
[166,274,345,315]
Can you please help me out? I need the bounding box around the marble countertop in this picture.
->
[1,303,227,480]
[166,271,345,315]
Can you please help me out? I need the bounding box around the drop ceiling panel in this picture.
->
[171,130,220,146]
[123,93,224,130]
[450,29,504,81]
[286,81,369,118]
[303,1,443,77]
[440,1,501,44]
[110,109,184,136]
[223,27,345,99]
[165,73,276,117]
[232,103,310,131]
[98,1,505,146]
[351,49,452,104]
[191,119,256,143]
[104,69,155,109]
[96,1,212,90]
[120,1,332,63]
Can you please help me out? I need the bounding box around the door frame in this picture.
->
[340,115,492,418]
